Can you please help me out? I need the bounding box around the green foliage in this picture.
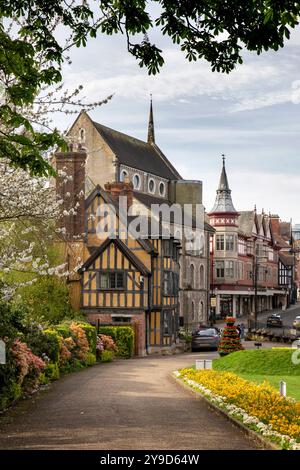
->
[54,324,71,339]
[1,1,300,173]
[41,330,60,363]
[18,277,75,325]
[0,341,22,410]
[98,326,134,358]
[100,350,114,363]
[76,322,97,355]
[0,380,21,410]
[44,363,60,381]
[85,352,96,366]
[0,300,29,338]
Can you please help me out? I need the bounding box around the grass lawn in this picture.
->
[213,349,300,401]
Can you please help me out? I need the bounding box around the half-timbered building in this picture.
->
[54,103,213,355]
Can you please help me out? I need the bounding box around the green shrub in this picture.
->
[44,363,60,381]
[100,350,114,362]
[17,276,75,324]
[54,324,71,338]
[85,352,96,366]
[76,322,97,354]
[98,326,134,358]
[0,380,21,410]
[25,329,60,364]
[42,330,61,363]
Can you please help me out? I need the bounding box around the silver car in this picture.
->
[191,328,220,352]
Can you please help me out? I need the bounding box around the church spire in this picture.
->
[209,155,237,214]
[147,94,155,145]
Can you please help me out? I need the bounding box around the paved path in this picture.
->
[0,353,260,450]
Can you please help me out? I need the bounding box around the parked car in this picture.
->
[293,316,300,329]
[191,328,220,352]
[266,314,283,328]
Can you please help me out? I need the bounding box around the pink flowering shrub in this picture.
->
[11,339,45,391]
[96,334,117,360]
[59,338,72,365]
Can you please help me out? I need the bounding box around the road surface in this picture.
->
[0,353,260,450]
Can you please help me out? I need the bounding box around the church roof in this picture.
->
[209,158,237,214]
[133,191,214,232]
[93,121,181,180]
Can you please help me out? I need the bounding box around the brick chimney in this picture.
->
[104,177,133,210]
[54,147,86,240]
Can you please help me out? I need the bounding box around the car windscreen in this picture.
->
[197,329,216,337]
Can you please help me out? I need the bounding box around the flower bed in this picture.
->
[176,368,300,450]
[1,321,109,411]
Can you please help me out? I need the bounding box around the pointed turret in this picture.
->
[209,155,237,214]
[147,95,155,145]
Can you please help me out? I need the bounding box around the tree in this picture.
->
[0,158,83,301]
[1,1,299,175]
[218,316,243,356]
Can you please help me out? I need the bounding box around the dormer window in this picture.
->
[148,178,155,194]
[133,174,141,190]
[159,182,165,197]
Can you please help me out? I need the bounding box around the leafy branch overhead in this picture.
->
[0,0,299,175]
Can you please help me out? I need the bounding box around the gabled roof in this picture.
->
[85,185,157,254]
[92,121,181,180]
[79,237,151,275]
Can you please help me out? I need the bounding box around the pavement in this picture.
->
[0,352,261,450]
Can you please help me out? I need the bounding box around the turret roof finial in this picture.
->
[222,153,226,167]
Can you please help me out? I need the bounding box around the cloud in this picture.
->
[204,170,300,221]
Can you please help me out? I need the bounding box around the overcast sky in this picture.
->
[57,17,300,223]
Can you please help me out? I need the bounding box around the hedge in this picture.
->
[98,326,134,358]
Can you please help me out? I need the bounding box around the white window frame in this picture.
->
[120,169,128,182]
[132,173,141,190]
[159,181,166,197]
[148,178,156,194]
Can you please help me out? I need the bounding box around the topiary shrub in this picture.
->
[98,326,134,358]
[218,316,243,356]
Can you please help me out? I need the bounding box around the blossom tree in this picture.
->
[0,14,113,301]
